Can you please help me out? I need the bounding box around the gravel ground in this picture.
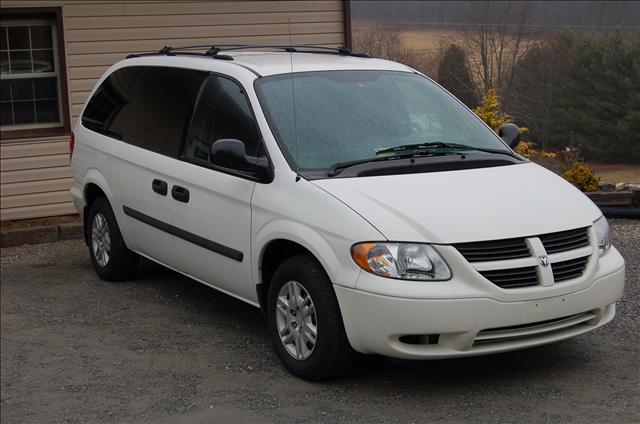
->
[1,220,638,424]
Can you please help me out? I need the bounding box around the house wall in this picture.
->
[0,0,347,221]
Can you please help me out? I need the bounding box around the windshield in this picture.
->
[254,70,511,171]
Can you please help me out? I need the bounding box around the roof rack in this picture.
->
[126,44,371,60]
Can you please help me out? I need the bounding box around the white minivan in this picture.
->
[70,46,626,380]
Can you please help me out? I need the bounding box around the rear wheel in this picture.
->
[267,255,356,380]
[87,197,138,281]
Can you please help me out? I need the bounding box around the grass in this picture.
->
[588,163,640,183]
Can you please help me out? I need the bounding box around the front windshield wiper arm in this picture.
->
[328,142,520,177]
[376,141,455,154]
[376,142,519,159]
[327,151,452,177]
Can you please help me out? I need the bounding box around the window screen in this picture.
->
[184,75,261,163]
[82,66,207,157]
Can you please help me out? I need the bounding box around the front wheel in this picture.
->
[267,255,356,381]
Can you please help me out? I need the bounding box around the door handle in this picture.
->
[171,185,190,203]
[152,179,168,196]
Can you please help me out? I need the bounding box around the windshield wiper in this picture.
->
[376,142,519,159]
[327,150,452,177]
[327,142,520,177]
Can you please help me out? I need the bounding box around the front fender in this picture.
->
[253,220,362,289]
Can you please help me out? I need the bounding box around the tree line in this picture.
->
[353,2,640,163]
[438,30,640,163]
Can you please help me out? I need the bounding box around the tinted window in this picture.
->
[184,75,261,163]
[82,66,207,157]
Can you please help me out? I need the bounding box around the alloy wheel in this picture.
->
[91,212,111,267]
[275,280,318,360]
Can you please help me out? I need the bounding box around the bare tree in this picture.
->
[457,1,538,98]
[352,26,437,76]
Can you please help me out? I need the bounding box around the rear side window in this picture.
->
[82,66,207,157]
[184,75,261,162]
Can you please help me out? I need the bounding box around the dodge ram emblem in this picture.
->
[538,255,550,267]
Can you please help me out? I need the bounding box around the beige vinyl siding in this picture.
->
[0,136,75,221]
[0,0,346,221]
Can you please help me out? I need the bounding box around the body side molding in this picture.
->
[122,205,243,262]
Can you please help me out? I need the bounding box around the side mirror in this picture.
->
[210,139,270,178]
[499,123,521,148]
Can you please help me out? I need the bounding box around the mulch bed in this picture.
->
[0,214,81,231]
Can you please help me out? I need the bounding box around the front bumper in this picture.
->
[334,249,625,359]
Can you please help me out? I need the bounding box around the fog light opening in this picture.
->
[399,334,440,345]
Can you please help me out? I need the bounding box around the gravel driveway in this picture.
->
[1,220,638,424]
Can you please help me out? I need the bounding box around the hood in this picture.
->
[312,162,601,244]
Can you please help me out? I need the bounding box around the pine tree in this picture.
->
[437,44,478,108]
[506,31,574,151]
[554,32,640,163]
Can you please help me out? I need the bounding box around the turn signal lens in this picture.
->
[351,242,376,271]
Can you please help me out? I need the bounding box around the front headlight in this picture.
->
[593,216,611,256]
[351,242,451,281]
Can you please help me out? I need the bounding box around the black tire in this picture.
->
[86,197,138,281]
[267,255,357,381]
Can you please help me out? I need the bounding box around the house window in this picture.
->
[0,19,63,131]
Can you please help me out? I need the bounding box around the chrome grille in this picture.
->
[552,256,590,282]
[540,227,590,254]
[479,266,538,288]
[454,237,530,262]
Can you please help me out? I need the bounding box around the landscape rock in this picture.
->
[598,181,615,191]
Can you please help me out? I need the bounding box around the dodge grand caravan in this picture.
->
[70,45,626,380]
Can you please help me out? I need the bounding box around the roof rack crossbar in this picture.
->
[126,44,371,60]
[126,50,234,60]
[210,44,370,57]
